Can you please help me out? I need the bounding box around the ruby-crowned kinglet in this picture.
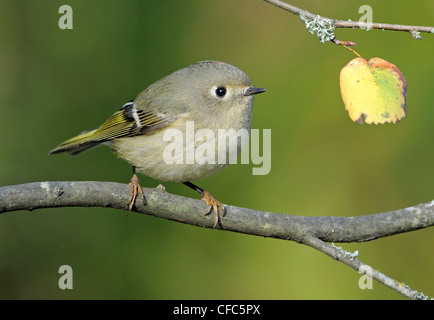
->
[50,61,266,227]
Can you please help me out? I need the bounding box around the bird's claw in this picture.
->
[201,190,226,228]
[127,173,145,214]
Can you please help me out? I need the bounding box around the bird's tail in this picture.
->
[49,128,102,155]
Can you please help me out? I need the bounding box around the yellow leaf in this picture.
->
[340,57,407,124]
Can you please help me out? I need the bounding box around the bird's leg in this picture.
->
[127,166,145,214]
[183,181,226,228]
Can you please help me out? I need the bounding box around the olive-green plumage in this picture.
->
[50,60,266,182]
[50,61,265,226]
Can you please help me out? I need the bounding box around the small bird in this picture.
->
[50,61,266,227]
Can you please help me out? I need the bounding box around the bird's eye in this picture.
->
[215,86,227,98]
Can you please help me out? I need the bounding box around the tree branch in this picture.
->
[302,236,430,300]
[263,0,434,42]
[1,181,433,299]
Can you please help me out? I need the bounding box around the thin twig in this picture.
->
[302,236,429,300]
[263,0,434,42]
[1,181,433,299]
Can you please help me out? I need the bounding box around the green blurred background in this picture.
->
[0,0,433,299]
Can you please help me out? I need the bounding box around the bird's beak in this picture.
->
[244,86,267,96]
